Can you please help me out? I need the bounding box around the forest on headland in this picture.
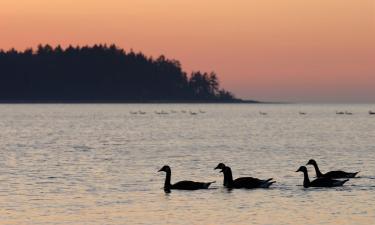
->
[0,44,254,103]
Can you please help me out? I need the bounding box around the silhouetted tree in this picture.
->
[0,44,237,102]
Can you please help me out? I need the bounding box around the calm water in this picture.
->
[0,104,374,225]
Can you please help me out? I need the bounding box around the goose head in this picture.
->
[214,163,226,172]
[158,165,171,173]
[306,159,317,166]
[296,166,308,173]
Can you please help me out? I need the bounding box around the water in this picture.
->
[0,104,374,225]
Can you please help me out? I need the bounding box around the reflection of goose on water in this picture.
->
[369,111,375,115]
[296,166,349,188]
[158,165,214,193]
[214,163,275,189]
[306,159,359,179]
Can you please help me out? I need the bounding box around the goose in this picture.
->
[306,159,359,179]
[158,165,214,192]
[345,111,353,115]
[336,111,344,115]
[369,111,375,115]
[259,111,267,115]
[215,163,274,189]
[296,166,348,188]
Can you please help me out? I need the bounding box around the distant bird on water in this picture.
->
[306,159,359,179]
[369,110,375,115]
[214,163,274,189]
[158,165,214,192]
[296,166,349,188]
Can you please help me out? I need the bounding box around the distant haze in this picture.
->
[1,0,374,102]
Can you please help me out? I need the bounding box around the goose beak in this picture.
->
[214,166,220,170]
[158,168,163,172]
[295,169,300,172]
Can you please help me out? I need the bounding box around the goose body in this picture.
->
[158,165,214,192]
[296,166,348,188]
[307,159,359,179]
[215,163,274,189]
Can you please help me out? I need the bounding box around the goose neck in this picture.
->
[302,170,310,188]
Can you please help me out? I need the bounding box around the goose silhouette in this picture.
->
[215,163,274,189]
[158,165,214,192]
[306,159,359,179]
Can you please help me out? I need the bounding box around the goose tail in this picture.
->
[204,181,216,189]
[261,180,275,188]
[350,171,360,178]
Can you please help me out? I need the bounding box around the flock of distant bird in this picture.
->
[130,110,375,116]
[259,111,375,115]
[130,110,206,115]
[158,159,359,192]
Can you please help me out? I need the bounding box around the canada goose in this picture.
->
[306,159,359,179]
[215,163,274,189]
[296,166,348,188]
[158,165,214,192]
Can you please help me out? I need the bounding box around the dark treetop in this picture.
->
[0,44,250,103]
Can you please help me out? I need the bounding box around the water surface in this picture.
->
[0,104,374,224]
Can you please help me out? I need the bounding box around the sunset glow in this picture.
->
[1,0,374,102]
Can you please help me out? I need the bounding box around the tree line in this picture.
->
[0,44,238,102]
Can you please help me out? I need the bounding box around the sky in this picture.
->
[0,0,374,102]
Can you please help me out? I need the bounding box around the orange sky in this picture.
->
[1,0,374,102]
